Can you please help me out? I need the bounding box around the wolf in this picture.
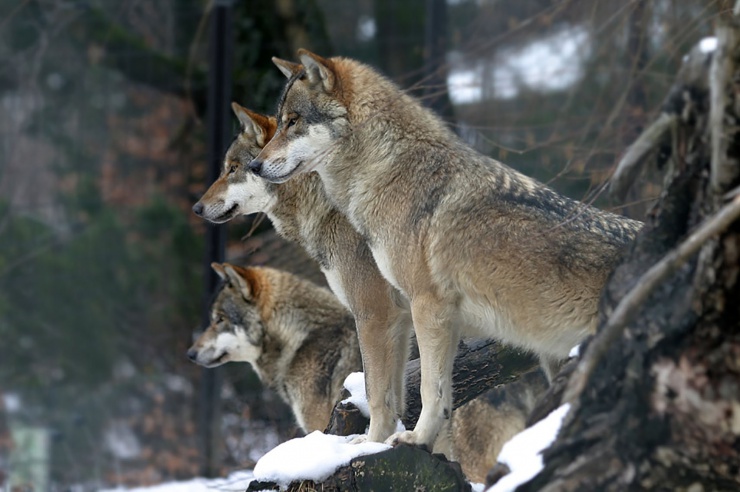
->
[452,369,547,483]
[187,262,361,432]
[249,50,643,451]
[187,262,547,482]
[192,99,412,444]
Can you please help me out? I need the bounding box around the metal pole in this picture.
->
[424,0,453,120]
[198,0,233,478]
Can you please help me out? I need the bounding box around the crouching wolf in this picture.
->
[192,101,412,444]
[187,262,361,432]
[187,262,547,483]
[250,50,643,452]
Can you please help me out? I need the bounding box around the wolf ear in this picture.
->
[211,262,228,281]
[272,57,303,79]
[231,102,270,147]
[297,49,335,93]
[223,264,257,301]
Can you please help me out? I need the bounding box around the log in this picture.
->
[324,400,367,436]
[403,340,538,429]
[325,339,539,436]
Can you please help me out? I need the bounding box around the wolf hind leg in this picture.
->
[389,309,413,420]
[431,419,455,461]
[387,294,459,452]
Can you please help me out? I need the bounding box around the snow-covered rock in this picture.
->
[253,431,390,487]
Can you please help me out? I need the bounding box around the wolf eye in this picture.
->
[229,164,238,174]
[287,116,298,127]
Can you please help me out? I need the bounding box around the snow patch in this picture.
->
[341,372,370,418]
[699,37,718,53]
[100,470,254,492]
[487,403,571,492]
[568,345,580,358]
[341,371,405,433]
[253,431,390,486]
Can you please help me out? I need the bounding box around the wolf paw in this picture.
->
[384,431,431,453]
[348,434,369,445]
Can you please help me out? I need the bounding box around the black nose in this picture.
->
[248,160,263,175]
[186,349,198,361]
[192,202,204,216]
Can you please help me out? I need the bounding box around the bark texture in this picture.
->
[515,16,740,492]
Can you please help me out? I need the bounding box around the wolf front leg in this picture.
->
[388,294,459,456]
[356,309,412,442]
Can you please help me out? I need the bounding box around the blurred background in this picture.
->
[0,0,726,489]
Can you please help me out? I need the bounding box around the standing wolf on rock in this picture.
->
[192,99,412,445]
[249,50,643,452]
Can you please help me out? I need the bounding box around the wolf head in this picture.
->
[250,51,350,183]
[192,104,278,223]
[187,263,267,368]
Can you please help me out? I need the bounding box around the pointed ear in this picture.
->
[223,264,255,300]
[297,49,335,93]
[231,102,271,147]
[272,57,303,79]
[211,262,227,281]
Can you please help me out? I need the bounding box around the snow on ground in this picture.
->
[253,431,390,487]
[341,372,370,418]
[341,371,405,434]
[100,470,254,492]
[487,403,571,492]
[700,37,718,53]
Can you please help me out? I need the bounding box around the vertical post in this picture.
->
[424,0,453,121]
[198,0,233,478]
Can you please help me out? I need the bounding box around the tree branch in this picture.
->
[610,112,675,200]
[710,22,740,195]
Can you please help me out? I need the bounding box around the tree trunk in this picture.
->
[511,13,740,492]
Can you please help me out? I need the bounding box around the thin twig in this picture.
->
[610,112,676,200]
[564,194,740,403]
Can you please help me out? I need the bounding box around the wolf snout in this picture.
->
[248,159,263,175]
[192,202,204,216]
[186,348,198,361]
